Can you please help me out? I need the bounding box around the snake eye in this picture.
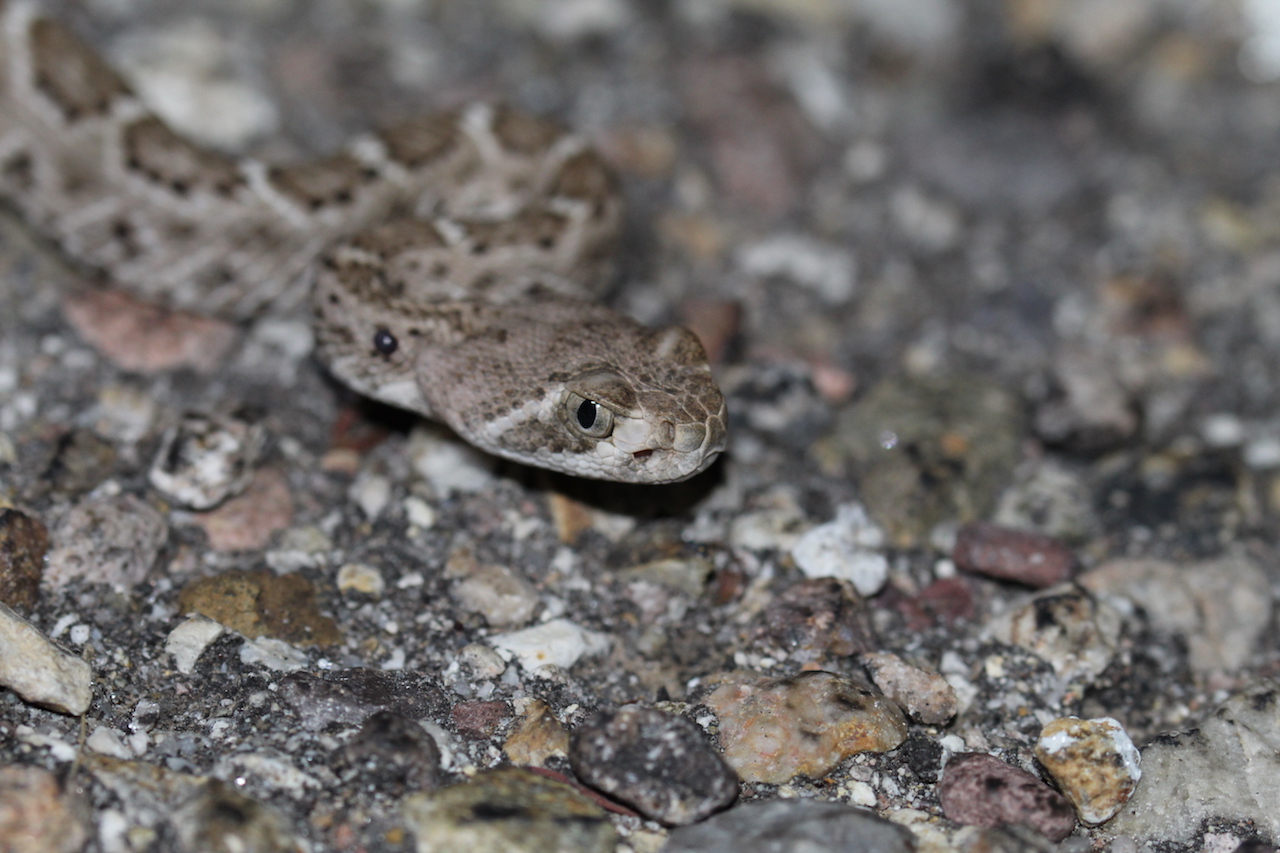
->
[565,392,614,438]
[372,328,398,356]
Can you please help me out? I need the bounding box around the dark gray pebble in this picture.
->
[278,669,446,732]
[338,711,442,793]
[569,705,738,825]
[663,799,916,853]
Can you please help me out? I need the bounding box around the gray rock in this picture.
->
[1104,679,1280,844]
[278,669,446,732]
[45,493,168,591]
[663,799,916,853]
[569,705,737,825]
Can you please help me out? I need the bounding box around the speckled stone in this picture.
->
[703,670,908,784]
[952,522,1076,588]
[1105,679,1280,844]
[445,549,540,628]
[0,508,47,613]
[0,765,89,853]
[0,601,93,715]
[401,767,617,853]
[45,493,168,590]
[451,699,512,738]
[937,752,1076,842]
[338,711,442,794]
[985,583,1122,684]
[177,568,340,647]
[664,798,917,853]
[750,577,875,664]
[188,467,294,552]
[569,705,738,825]
[861,651,958,725]
[277,669,447,732]
[1035,716,1140,825]
[148,411,266,510]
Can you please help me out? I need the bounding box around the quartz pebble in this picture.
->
[791,502,889,596]
[703,670,907,784]
[952,522,1076,588]
[986,584,1122,683]
[402,767,616,853]
[1106,679,1280,844]
[148,412,266,510]
[569,705,738,825]
[504,699,570,767]
[45,493,168,590]
[489,618,611,672]
[0,765,89,853]
[938,752,1076,842]
[1035,716,1140,825]
[163,614,225,674]
[446,550,540,628]
[664,798,916,853]
[0,508,47,613]
[862,651,958,725]
[0,602,93,715]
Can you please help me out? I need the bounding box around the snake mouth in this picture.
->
[633,449,654,461]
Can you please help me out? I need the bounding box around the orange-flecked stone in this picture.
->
[704,670,907,784]
[1035,716,1141,825]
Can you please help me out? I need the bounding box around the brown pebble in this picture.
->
[62,289,236,374]
[937,752,1076,842]
[452,700,512,738]
[952,522,1075,588]
[505,699,571,767]
[0,765,89,853]
[177,567,341,646]
[0,509,48,613]
[895,577,976,630]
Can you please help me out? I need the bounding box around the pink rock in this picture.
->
[189,468,294,552]
[938,752,1076,842]
[63,290,236,374]
[952,522,1075,588]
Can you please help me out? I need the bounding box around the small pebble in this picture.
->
[1035,716,1141,825]
[45,493,168,591]
[504,699,570,767]
[952,522,1076,588]
[569,705,738,826]
[489,618,611,672]
[339,711,442,793]
[38,428,118,497]
[703,670,907,784]
[61,289,236,374]
[938,752,1076,842]
[445,550,539,628]
[0,508,48,613]
[861,651,958,725]
[451,699,511,738]
[278,669,447,732]
[163,614,226,674]
[148,412,265,510]
[170,780,301,853]
[750,577,875,663]
[0,602,93,715]
[664,799,916,853]
[986,583,1123,683]
[336,562,386,597]
[791,503,889,596]
[189,467,294,552]
[177,568,340,646]
[0,765,89,853]
[402,767,616,853]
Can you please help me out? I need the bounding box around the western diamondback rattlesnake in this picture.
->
[0,1,727,483]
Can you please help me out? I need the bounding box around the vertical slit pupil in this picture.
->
[577,400,597,430]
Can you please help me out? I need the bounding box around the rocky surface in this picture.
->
[3,0,1280,851]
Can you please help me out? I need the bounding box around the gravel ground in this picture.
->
[3,0,1280,851]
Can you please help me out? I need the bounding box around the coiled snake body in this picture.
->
[0,1,727,483]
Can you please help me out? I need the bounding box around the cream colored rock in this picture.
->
[0,602,92,715]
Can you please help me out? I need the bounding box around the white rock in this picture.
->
[149,412,265,510]
[164,615,225,675]
[86,726,132,760]
[791,503,889,596]
[489,619,611,671]
[0,603,92,715]
[736,234,857,304]
[239,637,309,672]
[336,563,386,597]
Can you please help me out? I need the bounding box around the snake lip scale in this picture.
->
[0,0,728,484]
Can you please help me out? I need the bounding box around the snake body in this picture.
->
[0,1,727,483]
